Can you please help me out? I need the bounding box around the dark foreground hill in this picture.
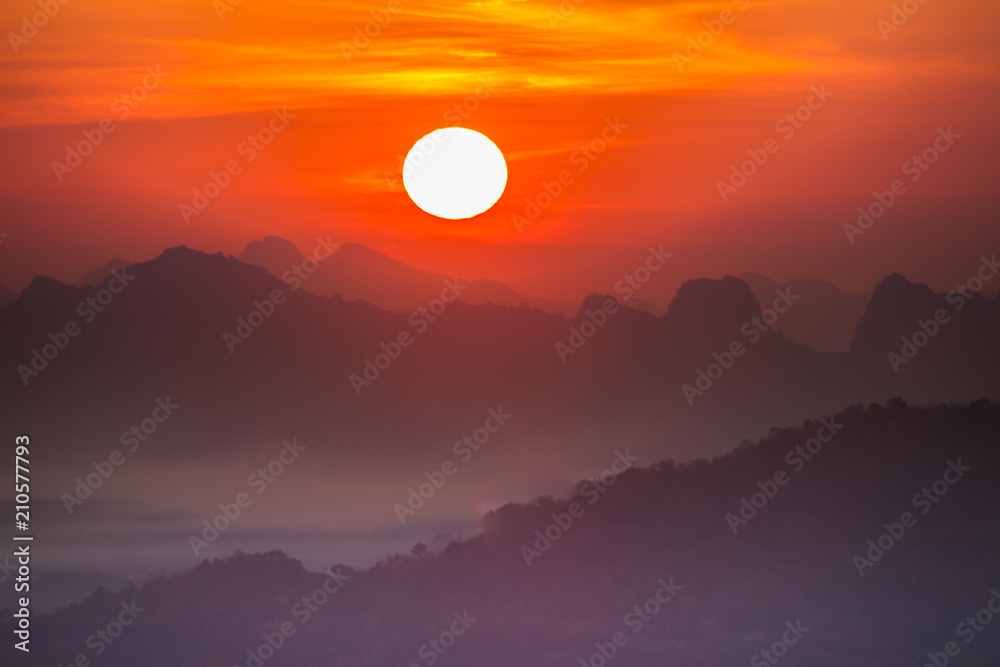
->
[5,400,999,666]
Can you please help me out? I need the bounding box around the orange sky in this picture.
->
[1,0,998,301]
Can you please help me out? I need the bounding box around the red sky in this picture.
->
[1,0,998,302]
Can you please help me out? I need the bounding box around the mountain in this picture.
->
[0,284,14,308]
[238,236,305,277]
[237,236,576,315]
[0,247,998,599]
[850,273,947,354]
[80,257,131,288]
[665,275,761,343]
[2,246,997,473]
[850,273,1000,403]
[742,272,869,353]
[6,401,998,666]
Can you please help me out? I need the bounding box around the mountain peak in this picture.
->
[850,274,942,354]
[10,276,80,313]
[870,273,936,302]
[239,236,305,276]
[665,276,760,338]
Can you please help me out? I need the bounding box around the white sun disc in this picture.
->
[402,128,507,219]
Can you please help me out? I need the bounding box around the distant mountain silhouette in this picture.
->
[237,236,576,315]
[742,272,869,353]
[1,247,998,473]
[664,275,761,346]
[850,273,944,354]
[238,236,305,277]
[1,246,998,617]
[80,257,131,288]
[6,401,998,666]
[849,273,1000,403]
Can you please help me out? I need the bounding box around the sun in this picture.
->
[402,128,507,219]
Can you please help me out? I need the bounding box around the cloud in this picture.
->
[2,0,996,126]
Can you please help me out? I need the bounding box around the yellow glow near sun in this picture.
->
[402,128,507,219]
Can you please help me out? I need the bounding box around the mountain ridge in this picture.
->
[6,400,998,666]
